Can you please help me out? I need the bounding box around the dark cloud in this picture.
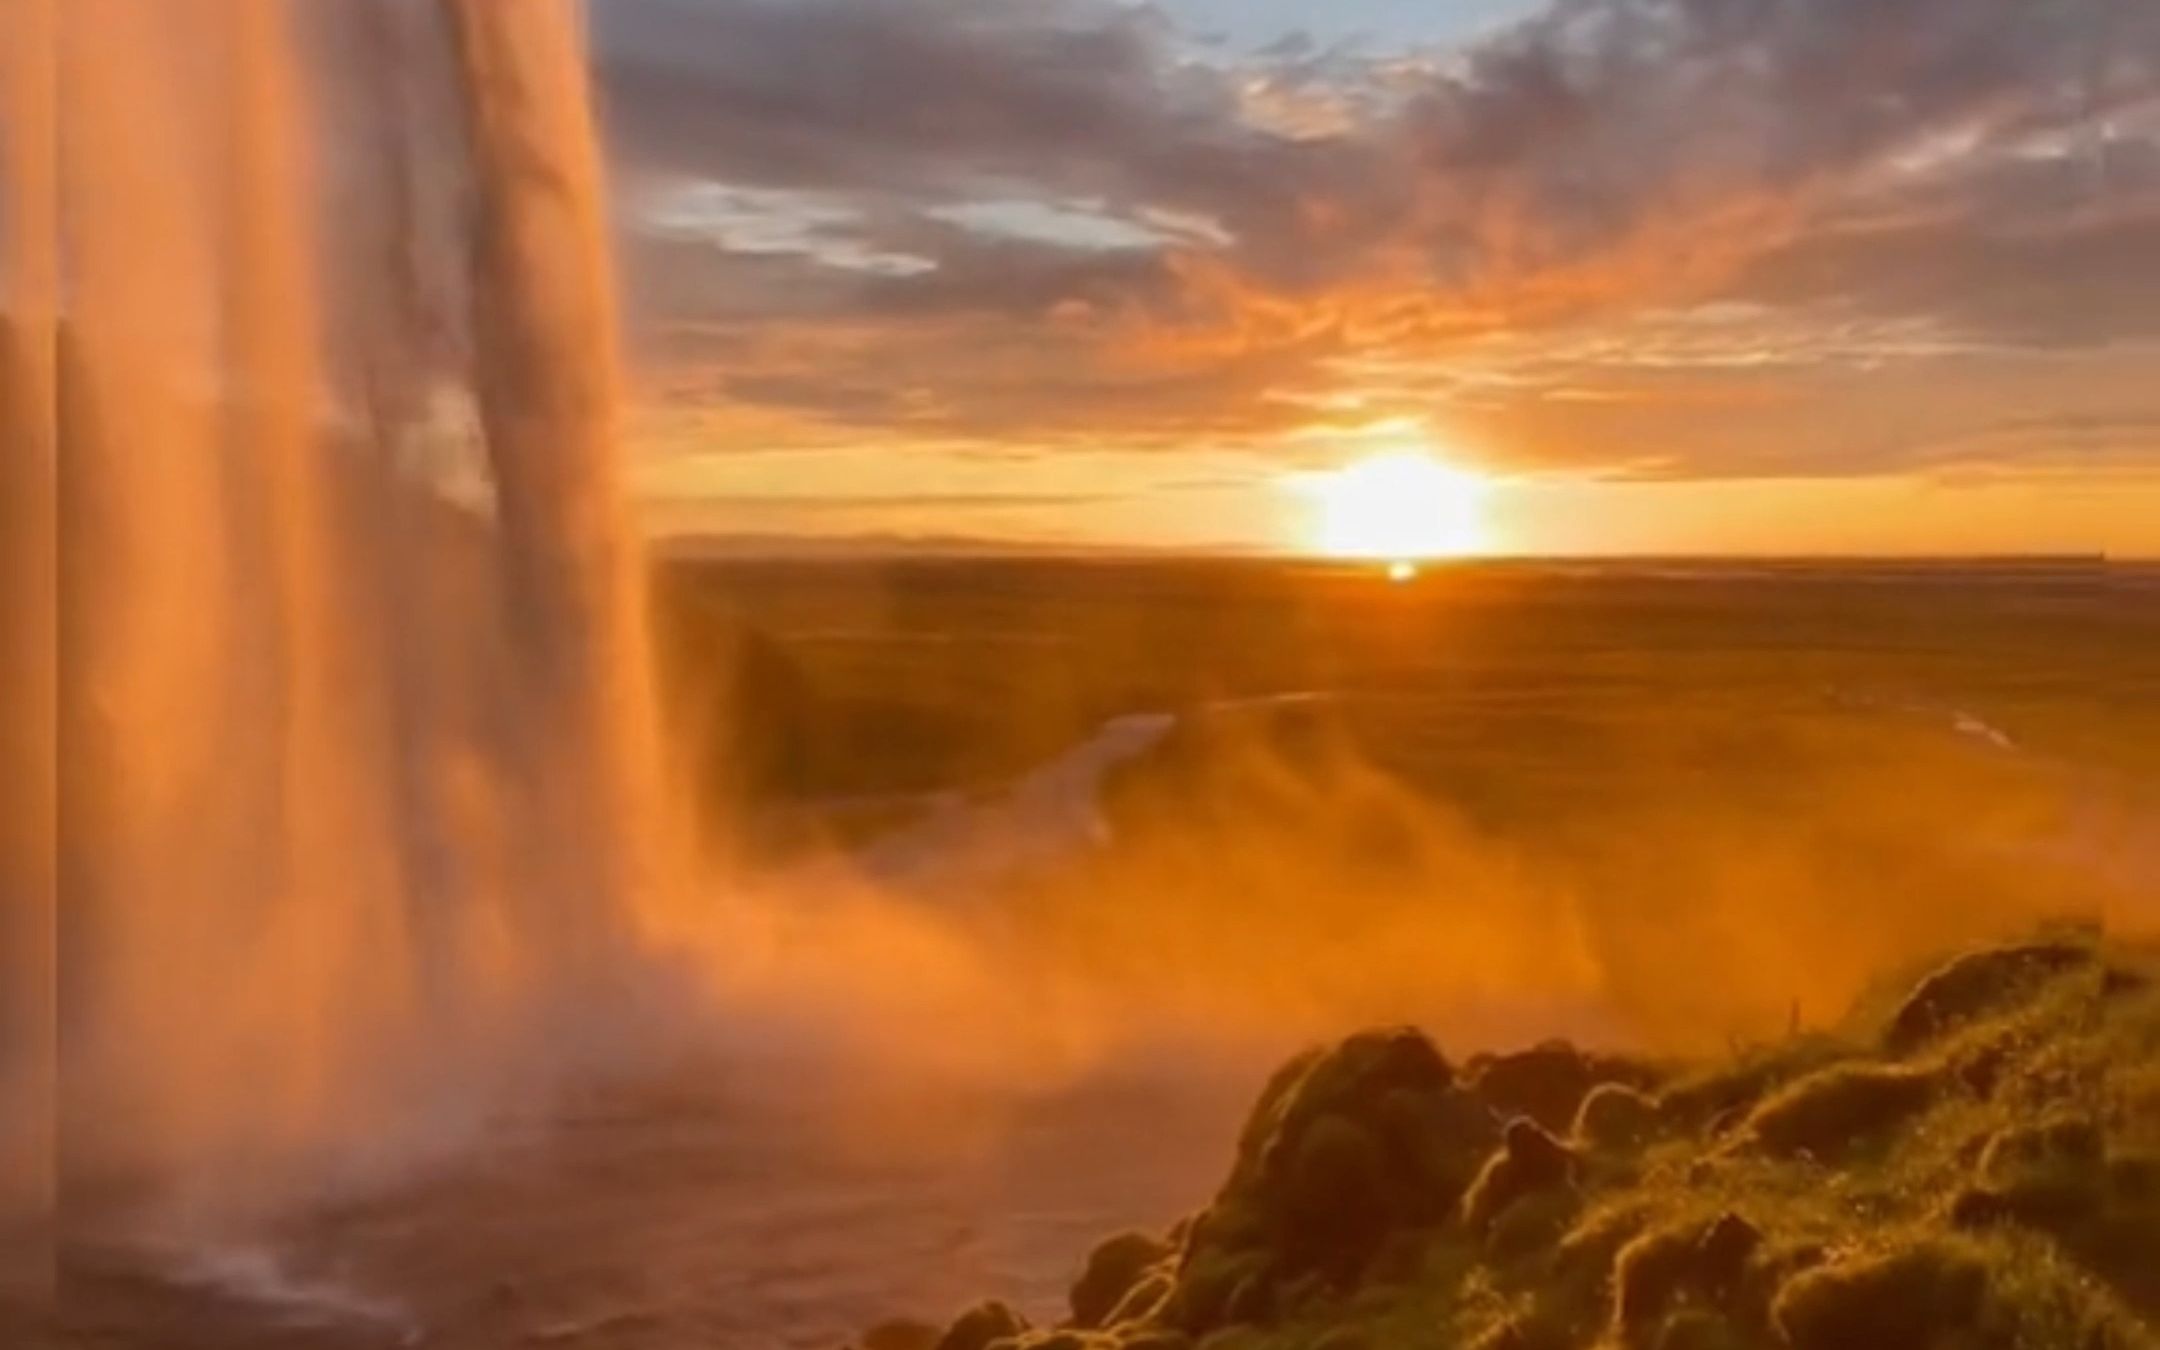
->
[592,0,2160,476]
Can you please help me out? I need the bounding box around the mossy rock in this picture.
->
[1230,1029,1457,1198]
[1462,1119,1576,1236]
[1742,1063,1936,1158]
[1575,1082,1660,1152]
[936,1301,1029,1350]
[1553,1201,1654,1285]
[1885,942,2094,1053]
[893,939,2160,1350]
[1952,1115,2114,1234]
[1376,1083,1505,1210]
[1609,1212,1763,1344]
[1468,1041,1658,1134]
[1655,1040,1847,1136]
[1771,1242,1989,1349]
[1072,1231,1174,1329]
[1187,1027,1490,1297]
[1981,1116,2107,1184]
[1282,1115,1392,1272]
[1485,1183,1582,1263]
[1163,1247,1272,1335]
[1612,1222,1709,1336]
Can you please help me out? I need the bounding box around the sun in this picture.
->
[1296,450,1493,562]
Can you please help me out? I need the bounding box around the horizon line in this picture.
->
[651,538,2153,566]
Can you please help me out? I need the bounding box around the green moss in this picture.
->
[1073,1232,1175,1329]
[884,937,2160,1350]
[1741,1063,1938,1159]
[1575,1082,1660,1153]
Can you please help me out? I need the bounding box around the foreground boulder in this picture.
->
[1165,1028,1498,1329]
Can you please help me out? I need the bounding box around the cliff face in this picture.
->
[873,934,2160,1350]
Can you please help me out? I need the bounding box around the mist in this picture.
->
[3,3,2155,1346]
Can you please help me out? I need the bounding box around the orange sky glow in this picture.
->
[596,0,2160,558]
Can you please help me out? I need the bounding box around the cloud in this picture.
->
[592,0,2160,479]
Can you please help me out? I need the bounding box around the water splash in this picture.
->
[8,0,669,1203]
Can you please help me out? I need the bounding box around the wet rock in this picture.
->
[1771,1243,1988,1350]
[1462,1119,1576,1236]
[1885,942,2094,1053]
[1743,1064,1936,1158]
[1575,1082,1660,1151]
[936,1301,1029,1350]
[1071,1232,1173,1329]
[1469,1041,1657,1134]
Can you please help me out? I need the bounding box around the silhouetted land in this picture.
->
[658,556,2160,808]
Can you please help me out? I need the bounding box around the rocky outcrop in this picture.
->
[873,937,2160,1350]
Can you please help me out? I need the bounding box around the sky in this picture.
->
[589,0,2160,556]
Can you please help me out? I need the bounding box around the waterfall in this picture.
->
[1,0,667,1198]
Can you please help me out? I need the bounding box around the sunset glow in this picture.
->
[1299,452,1494,561]
[11,4,2160,1348]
